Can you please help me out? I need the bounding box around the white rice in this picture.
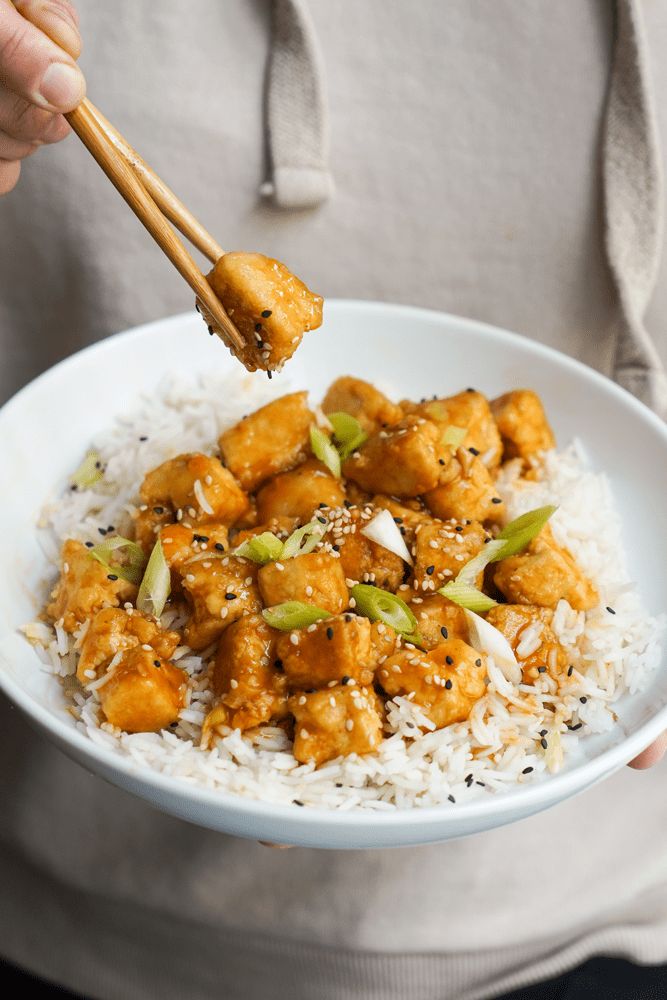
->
[25,373,665,810]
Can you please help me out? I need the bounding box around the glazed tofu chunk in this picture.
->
[98,645,187,733]
[181,555,261,650]
[491,389,555,463]
[256,459,345,524]
[47,540,135,633]
[343,417,444,496]
[485,604,568,681]
[404,390,502,470]
[424,450,505,524]
[371,495,437,547]
[378,640,486,729]
[77,607,180,683]
[258,551,348,614]
[233,515,300,545]
[275,613,375,689]
[219,392,314,492]
[134,503,174,552]
[289,683,383,765]
[139,453,248,526]
[321,376,403,434]
[412,518,488,594]
[493,525,598,611]
[208,251,323,372]
[407,594,469,650]
[159,522,230,579]
[324,504,405,590]
[208,614,287,731]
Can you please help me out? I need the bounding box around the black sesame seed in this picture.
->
[344,614,353,622]
[256,340,264,349]
[393,517,403,524]
[443,655,453,666]
[540,738,548,749]
[267,370,273,379]
[537,666,547,673]
[491,497,502,504]
[208,325,214,336]
[522,766,534,775]
[318,503,328,509]
[139,435,148,442]
[448,794,456,803]
[293,799,304,807]
[317,516,327,524]
[108,525,115,532]
[153,660,161,667]
[466,387,475,393]
[225,593,237,600]
[344,500,352,508]
[440,626,449,639]
[70,484,78,491]
[438,458,446,466]
[539,729,548,737]
[475,658,482,667]
[98,527,107,536]
[476,781,486,787]
[261,309,272,318]
[569,722,583,731]
[445,679,453,689]
[153,506,164,515]
[214,542,225,551]
[255,322,262,332]
[341,675,351,685]
[332,544,340,552]
[400,526,406,536]
[107,574,119,581]
[85,541,94,548]
[335,782,343,788]
[326,627,334,640]
[95,461,102,469]
[468,447,480,456]
[580,696,588,704]
[606,606,616,615]
[426,565,435,575]
[567,664,574,677]
[274,658,284,671]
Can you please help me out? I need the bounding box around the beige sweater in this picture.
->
[1,2,667,998]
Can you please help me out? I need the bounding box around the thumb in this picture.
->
[12,0,81,59]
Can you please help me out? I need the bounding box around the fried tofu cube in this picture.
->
[407,594,469,650]
[325,504,406,590]
[413,518,488,593]
[256,459,345,524]
[258,551,348,614]
[208,251,323,373]
[343,417,445,496]
[181,555,261,650]
[485,604,568,681]
[207,614,287,731]
[493,525,598,611]
[275,613,374,689]
[159,522,230,578]
[139,453,248,526]
[424,450,505,524]
[371,495,437,547]
[321,376,403,434]
[98,645,187,733]
[289,684,383,765]
[378,640,486,729]
[491,389,555,463]
[134,503,174,552]
[47,540,135,633]
[233,515,300,546]
[77,607,180,682]
[404,390,502,470]
[219,392,314,492]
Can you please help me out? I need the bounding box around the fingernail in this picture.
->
[38,63,85,111]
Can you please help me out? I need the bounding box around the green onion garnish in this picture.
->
[439,581,498,613]
[441,425,467,449]
[350,584,420,640]
[70,450,104,489]
[136,539,171,618]
[89,535,146,585]
[310,425,341,478]
[455,539,507,587]
[282,520,326,559]
[234,531,285,565]
[262,601,332,630]
[492,505,557,561]
[328,411,368,460]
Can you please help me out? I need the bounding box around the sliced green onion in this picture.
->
[441,425,467,449]
[234,531,284,565]
[492,505,557,561]
[310,425,341,478]
[456,538,506,587]
[328,411,368,460]
[89,535,146,584]
[262,601,332,630]
[71,450,104,489]
[136,539,171,618]
[350,584,419,638]
[439,581,498,613]
[282,520,326,559]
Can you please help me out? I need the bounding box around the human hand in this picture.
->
[0,0,84,194]
[628,732,667,770]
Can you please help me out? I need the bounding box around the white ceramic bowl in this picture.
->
[1,301,666,849]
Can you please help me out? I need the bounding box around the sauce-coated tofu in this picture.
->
[233,515,300,545]
[290,683,383,765]
[412,518,487,593]
[343,417,445,496]
[407,594,469,650]
[140,453,248,526]
[256,458,345,524]
[404,390,502,470]
[322,376,403,434]
[208,251,323,372]
[209,614,287,730]
[275,613,375,689]
[47,540,135,633]
[219,392,314,492]
[98,645,187,733]
[159,522,230,579]
[77,607,180,682]
[378,640,486,729]
[325,505,405,590]
[258,551,348,614]
[424,450,505,524]
[493,526,598,611]
[485,604,568,681]
[134,503,174,552]
[181,555,261,650]
[491,389,555,463]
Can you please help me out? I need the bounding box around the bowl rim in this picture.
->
[2,298,666,831]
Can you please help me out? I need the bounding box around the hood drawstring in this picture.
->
[261,0,334,209]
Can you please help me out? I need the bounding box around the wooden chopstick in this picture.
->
[65,99,242,353]
[85,100,224,265]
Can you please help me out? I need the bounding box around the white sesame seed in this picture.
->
[298,695,307,705]
[300,728,309,739]
[305,585,313,596]
[230,678,239,689]
[141,644,152,651]
[290,633,299,646]
[275,562,285,571]
[345,719,354,732]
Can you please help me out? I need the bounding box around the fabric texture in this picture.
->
[604,0,667,417]
[262,0,334,208]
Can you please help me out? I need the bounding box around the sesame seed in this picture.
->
[426,565,435,576]
[540,738,548,749]
[475,658,482,667]
[275,562,285,571]
[225,593,237,600]
[567,665,574,676]
[468,447,480,456]
[299,729,309,739]
[290,633,299,646]
[537,666,547,673]
[448,794,456,803]
[491,497,502,504]
[345,719,354,732]
[261,309,272,318]
[326,627,334,639]
[153,660,161,667]
[107,574,119,581]
[440,626,448,639]
[84,541,94,548]
[298,695,307,705]
[580,696,588,704]
[141,644,152,652]
[293,799,304,806]
[445,679,453,689]
[230,679,239,689]
[522,766,534,775]
[606,606,616,615]
[341,675,351,685]
[214,542,225,551]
